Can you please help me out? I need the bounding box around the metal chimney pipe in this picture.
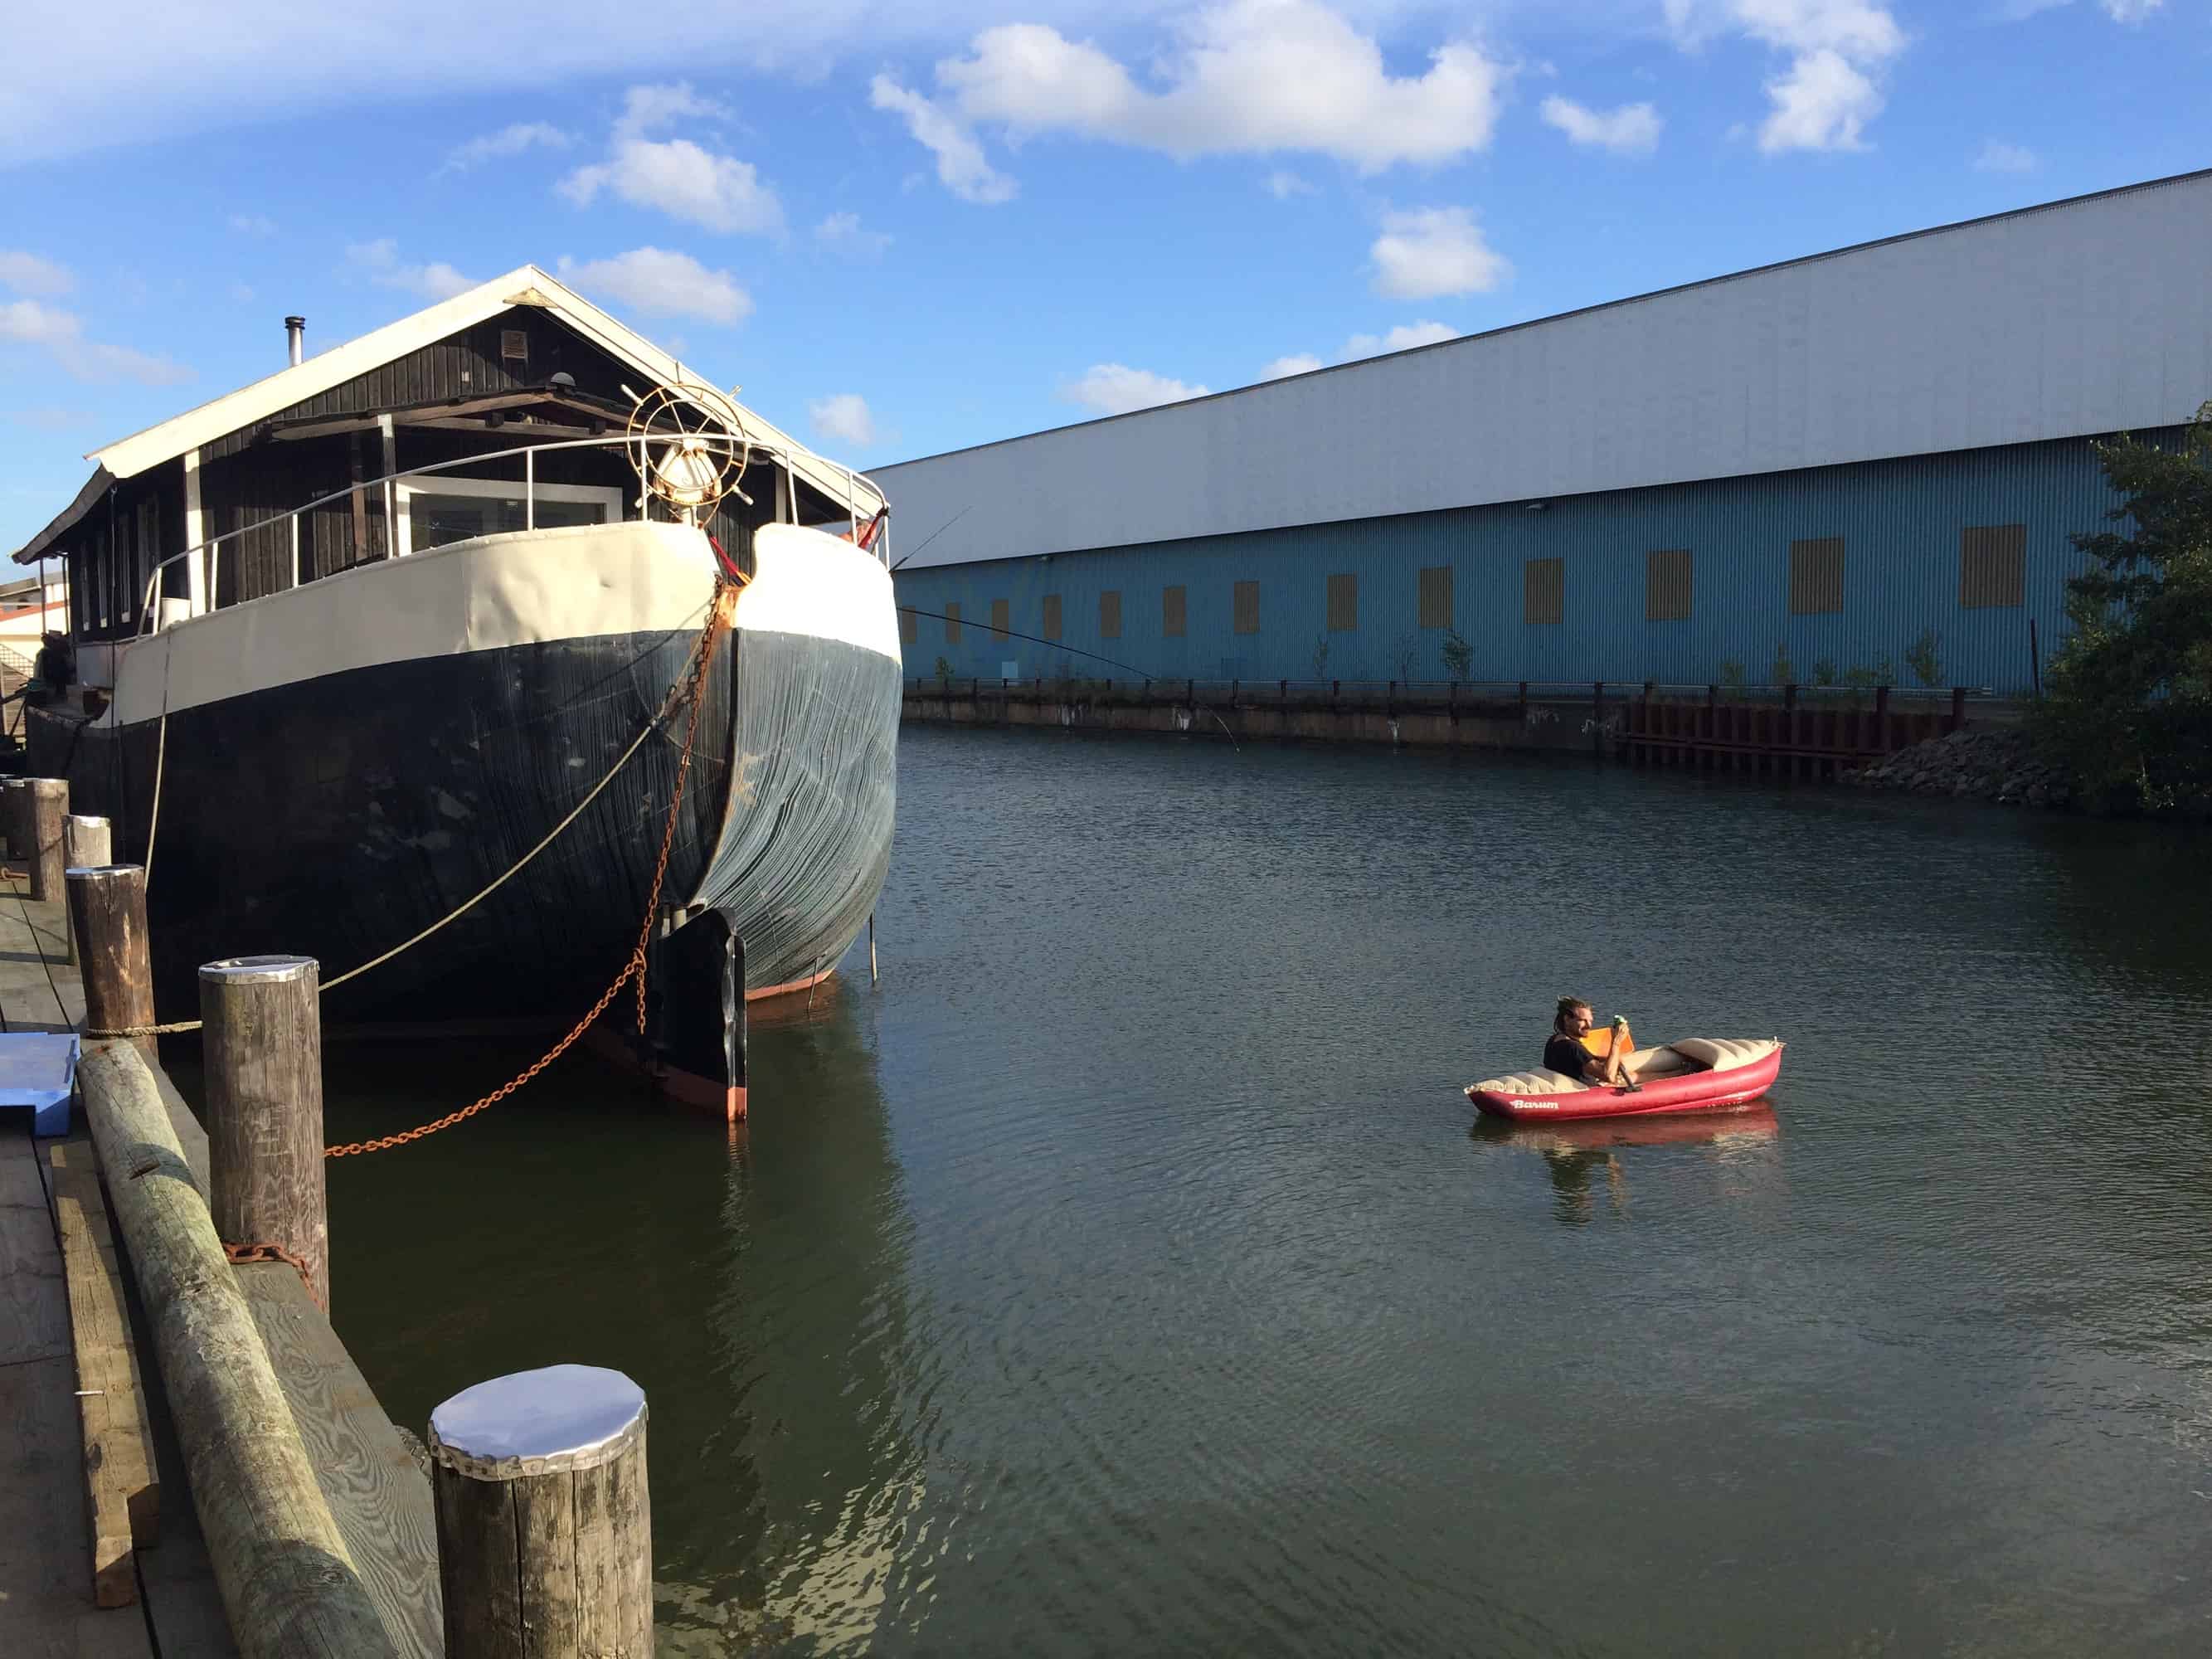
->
[284,315,305,367]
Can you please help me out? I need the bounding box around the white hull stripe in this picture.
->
[104,520,900,726]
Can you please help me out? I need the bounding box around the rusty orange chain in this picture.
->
[325,584,734,1159]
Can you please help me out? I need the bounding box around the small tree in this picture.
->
[1390,630,1420,683]
[1769,640,1797,687]
[1903,628,1943,688]
[1439,626,1474,682]
[1310,632,1330,679]
[2039,401,2212,814]
[934,654,953,687]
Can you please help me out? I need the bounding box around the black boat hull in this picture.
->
[31,522,900,1027]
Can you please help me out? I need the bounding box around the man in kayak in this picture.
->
[1546,997,1640,1091]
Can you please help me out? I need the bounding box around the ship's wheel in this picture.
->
[626,379,754,523]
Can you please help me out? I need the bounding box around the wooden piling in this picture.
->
[2,776,25,859]
[67,864,158,1063]
[27,776,68,902]
[201,956,329,1311]
[429,1364,654,1659]
[65,813,112,870]
[76,1042,398,1659]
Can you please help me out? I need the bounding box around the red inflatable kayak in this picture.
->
[1466,1037,1784,1122]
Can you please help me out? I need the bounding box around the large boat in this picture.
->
[9,269,902,1104]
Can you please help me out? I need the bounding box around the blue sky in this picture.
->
[3,0,2206,554]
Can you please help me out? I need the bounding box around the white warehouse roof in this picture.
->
[878,168,2212,570]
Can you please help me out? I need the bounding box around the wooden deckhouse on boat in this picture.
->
[10,268,901,1097]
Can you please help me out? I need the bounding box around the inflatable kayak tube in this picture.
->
[1466,1037,1784,1122]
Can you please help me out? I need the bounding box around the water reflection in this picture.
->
[654,981,926,1654]
[1473,1105,1783,1228]
[264,980,922,1658]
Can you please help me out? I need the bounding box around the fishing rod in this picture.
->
[888,504,973,572]
[894,605,1164,684]
[897,606,1244,750]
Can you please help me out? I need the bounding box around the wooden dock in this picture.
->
[0,874,440,1659]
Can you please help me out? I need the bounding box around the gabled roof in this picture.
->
[16,265,882,563]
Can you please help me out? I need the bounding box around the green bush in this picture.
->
[2037,400,2212,815]
[1903,628,1943,688]
[1440,627,1473,682]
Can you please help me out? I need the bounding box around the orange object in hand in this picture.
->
[1579,1019,1634,1059]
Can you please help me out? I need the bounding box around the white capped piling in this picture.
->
[65,812,112,869]
[429,1365,654,1659]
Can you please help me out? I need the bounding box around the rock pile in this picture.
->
[1840,727,2074,808]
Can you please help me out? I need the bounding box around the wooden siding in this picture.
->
[1325,572,1357,632]
[197,311,634,465]
[63,463,187,641]
[1646,549,1693,621]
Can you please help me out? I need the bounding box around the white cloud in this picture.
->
[231,282,256,303]
[1344,319,1458,358]
[930,2,1506,174]
[1756,47,1883,152]
[347,239,476,300]
[1369,207,1509,300]
[2101,0,2162,19]
[1262,170,1314,199]
[1258,320,1461,383]
[440,120,570,175]
[554,248,751,324]
[869,77,1018,204]
[559,84,784,236]
[1974,139,2036,173]
[610,81,733,141]
[0,298,191,385]
[808,392,878,446]
[0,251,73,298]
[814,212,892,256]
[228,213,277,237]
[1539,95,1662,156]
[1061,363,1209,415]
[562,139,784,235]
[1668,1,1906,153]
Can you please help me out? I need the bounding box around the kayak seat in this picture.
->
[1669,1037,1780,1071]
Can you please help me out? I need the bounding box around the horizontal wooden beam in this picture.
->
[49,1141,159,1607]
[77,1041,398,1659]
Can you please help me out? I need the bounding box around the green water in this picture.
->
[287,727,2212,1656]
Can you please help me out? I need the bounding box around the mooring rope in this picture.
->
[323,581,735,1159]
[83,584,733,1049]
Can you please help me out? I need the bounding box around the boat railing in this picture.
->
[132,432,887,639]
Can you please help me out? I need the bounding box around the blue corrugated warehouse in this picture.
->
[876,171,2211,695]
